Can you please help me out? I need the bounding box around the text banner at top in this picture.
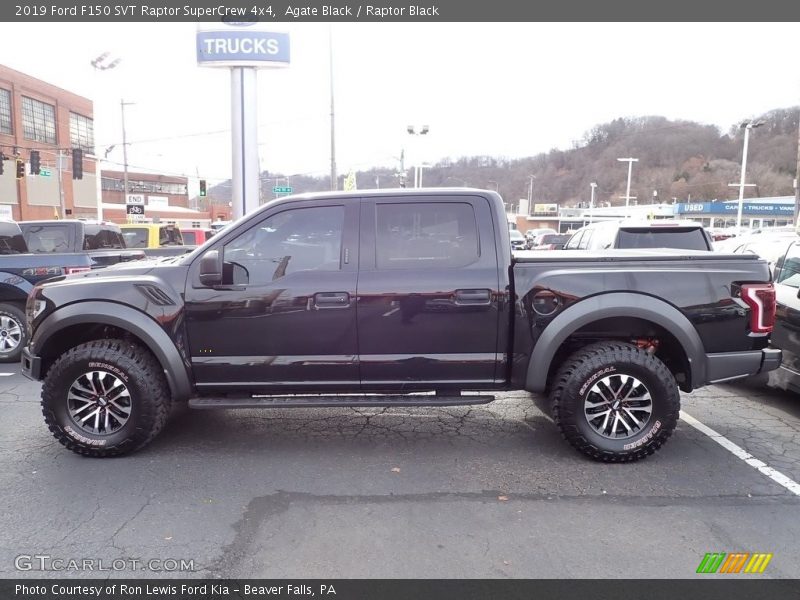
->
[5,0,800,21]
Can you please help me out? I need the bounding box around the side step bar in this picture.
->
[188,394,495,410]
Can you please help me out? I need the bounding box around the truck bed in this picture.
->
[513,249,760,262]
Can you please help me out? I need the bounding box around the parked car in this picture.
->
[564,220,714,251]
[180,228,214,246]
[524,227,557,249]
[23,190,778,461]
[119,223,193,257]
[0,220,92,362]
[18,220,145,268]
[529,233,572,250]
[716,231,798,274]
[766,240,800,393]
[509,228,527,250]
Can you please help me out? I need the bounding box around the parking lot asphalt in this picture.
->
[1,364,799,579]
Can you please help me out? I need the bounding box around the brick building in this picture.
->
[0,64,98,221]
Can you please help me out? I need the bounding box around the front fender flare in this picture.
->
[525,292,706,392]
[33,301,192,402]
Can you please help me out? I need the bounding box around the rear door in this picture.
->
[356,194,502,389]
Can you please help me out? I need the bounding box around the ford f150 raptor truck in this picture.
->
[21,189,780,461]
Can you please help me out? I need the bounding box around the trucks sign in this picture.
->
[196,30,290,67]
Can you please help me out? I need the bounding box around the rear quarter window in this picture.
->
[616,228,710,251]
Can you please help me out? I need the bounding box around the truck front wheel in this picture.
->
[41,339,171,457]
[549,341,680,462]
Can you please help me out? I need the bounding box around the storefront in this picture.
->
[674,197,795,228]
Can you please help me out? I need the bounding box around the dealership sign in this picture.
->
[196,29,290,67]
[677,202,794,215]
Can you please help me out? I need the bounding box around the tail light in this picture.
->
[65,267,91,275]
[740,283,776,334]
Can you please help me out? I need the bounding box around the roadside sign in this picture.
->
[126,194,145,205]
[126,204,145,216]
[273,186,292,194]
[39,168,51,177]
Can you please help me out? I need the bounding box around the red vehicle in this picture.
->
[180,229,214,245]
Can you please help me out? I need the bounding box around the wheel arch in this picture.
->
[525,292,706,393]
[33,301,192,402]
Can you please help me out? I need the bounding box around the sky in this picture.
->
[1,22,798,191]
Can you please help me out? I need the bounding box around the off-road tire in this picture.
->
[42,339,171,457]
[550,341,680,462]
[0,303,27,363]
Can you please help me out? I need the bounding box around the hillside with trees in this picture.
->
[203,106,799,211]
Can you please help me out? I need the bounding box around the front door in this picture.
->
[355,194,502,390]
[184,200,360,393]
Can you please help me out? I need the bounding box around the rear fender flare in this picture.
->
[525,292,705,392]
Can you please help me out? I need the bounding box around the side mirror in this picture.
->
[199,250,222,287]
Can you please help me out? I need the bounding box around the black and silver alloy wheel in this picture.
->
[0,314,22,353]
[583,374,653,439]
[549,341,680,462]
[42,339,171,457]
[67,370,132,435]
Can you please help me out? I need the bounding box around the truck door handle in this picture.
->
[314,292,350,308]
[454,289,492,305]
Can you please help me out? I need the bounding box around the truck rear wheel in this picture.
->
[41,339,171,457]
[549,341,680,462]
[0,303,27,363]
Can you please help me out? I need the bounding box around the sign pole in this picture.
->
[231,67,261,220]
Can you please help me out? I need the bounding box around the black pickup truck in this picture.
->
[19,220,145,267]
[0,220,92,362]
[21,190,780,461]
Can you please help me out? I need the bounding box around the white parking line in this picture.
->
[680,410,800,497]
[0,373,14,377]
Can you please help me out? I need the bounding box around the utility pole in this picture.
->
[589,182,597,223]
[120,99,132,205]
[617,158,638,213]
[329,26,337,191]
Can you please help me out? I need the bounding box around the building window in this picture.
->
[69,112,94,153]
[21,96,56,144]
[0,89,11,135]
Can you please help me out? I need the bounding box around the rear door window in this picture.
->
[616,228,710,251]
[375,202,479,269]
[84,227,125,249]
[0,224,27,254]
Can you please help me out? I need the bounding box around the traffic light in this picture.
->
[72,148,83,180]
[15,159,25,179]
[199,179,207,196]
[29,150,40,175]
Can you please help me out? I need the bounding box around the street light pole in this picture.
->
[527,175,535,216]
[589,182,597,223]
[406,125,429,188]
[90,52,121,221]
[735,121,764,230]
[617,158,638,212]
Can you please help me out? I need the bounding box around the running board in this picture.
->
[188,394,495,410]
